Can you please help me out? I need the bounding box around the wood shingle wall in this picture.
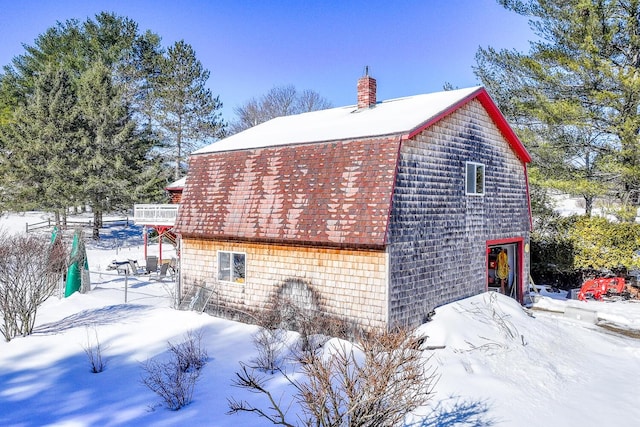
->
[387,99,530,326]
[180,238,389,329]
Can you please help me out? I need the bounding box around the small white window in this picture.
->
[466,162,485,195]
[218,251,246,283]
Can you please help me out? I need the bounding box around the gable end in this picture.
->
[405,88,530,164]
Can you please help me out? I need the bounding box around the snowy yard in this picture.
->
[1,212,640,426]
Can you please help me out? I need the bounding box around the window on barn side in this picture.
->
[465,162,485,195]
[218,251,246,283]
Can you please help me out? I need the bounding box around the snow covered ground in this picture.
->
[1,212,640,426]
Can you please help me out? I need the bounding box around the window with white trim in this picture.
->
[218,251,246,283]
[466,162,485,195]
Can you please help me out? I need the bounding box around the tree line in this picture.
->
[0,13,224,238]
[475,0,640,282]
[0,12,330,239]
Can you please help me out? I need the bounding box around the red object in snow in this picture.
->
[577,277,626,301]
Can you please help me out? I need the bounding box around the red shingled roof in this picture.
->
[175,137,401,248]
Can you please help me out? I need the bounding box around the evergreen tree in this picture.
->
[0,66,82,216]
[0,75,13,128]
[474,0,640,216]
[155,40,225,180]
[0,12,185,216]
[76,62,152,239]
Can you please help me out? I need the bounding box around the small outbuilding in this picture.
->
[174,73,532,329]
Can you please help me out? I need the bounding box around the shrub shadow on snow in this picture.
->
[411,395,497,427]
[34,304,150,335]
[0,345,203,427]
[129,279,158,288]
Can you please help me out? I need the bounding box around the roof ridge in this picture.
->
[194,86,484,155]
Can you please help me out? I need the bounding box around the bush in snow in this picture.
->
[83,326,107,373]
[168,329,208,373]
[228,326,437,426]
[0,233,66,341]
[141,330,208,410]
[250,327,288,374]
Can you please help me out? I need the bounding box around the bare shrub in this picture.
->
[141,330,208,410]
[459,293,524,352]
[0,233,66,341]
[229,326,438,426]
[83,326,107,373]
[251,327,287,374]
[141,357,199,411]
[160,281,179,309]
[257,280,358,354]
[168,329,208,373]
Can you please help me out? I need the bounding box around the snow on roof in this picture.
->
[194,86,483,154]
[166,176,186,189]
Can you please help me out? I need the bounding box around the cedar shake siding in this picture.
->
[179,239,389,329]
[387,99,530,326]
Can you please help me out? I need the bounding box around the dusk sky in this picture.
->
[0,0,535,123]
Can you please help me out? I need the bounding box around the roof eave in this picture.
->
[176,232,387,250]
[189,133,406,156]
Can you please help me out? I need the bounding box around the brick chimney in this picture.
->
[357,66,376,109]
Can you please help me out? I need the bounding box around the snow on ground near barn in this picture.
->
[1,212,640,426]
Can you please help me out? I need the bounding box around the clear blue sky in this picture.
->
[0,0,534,123]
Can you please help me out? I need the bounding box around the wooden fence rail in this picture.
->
[26,217,130,233]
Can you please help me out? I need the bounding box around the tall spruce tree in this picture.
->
[475,0,640,216]
[77,62,152,239]
[155,40,225,180]
[0,66,82,216]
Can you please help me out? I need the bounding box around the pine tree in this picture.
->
[76,62,152,239]
[0,13,173,216]
[474,0,640,215]
[155,40,225,180]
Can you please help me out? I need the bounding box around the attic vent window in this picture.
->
[465,162,485,196]
[218,251,246,283]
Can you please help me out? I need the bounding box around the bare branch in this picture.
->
[229,325,437,426]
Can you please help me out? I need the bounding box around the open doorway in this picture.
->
[487,242,520,301]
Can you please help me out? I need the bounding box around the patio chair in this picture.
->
[116,263,129,275]
[150,262,170,282]
[168,257,178,279]
[145,256,158,274]
[115,260,139,275]
[128,259,142,275]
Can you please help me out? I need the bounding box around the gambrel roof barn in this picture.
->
[175,74,531,330]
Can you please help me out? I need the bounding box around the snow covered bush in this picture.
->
[228,326,437,426]
[0,233,66,341]
[141,330,208,410]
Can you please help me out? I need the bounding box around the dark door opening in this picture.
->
[487,242,519,300]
